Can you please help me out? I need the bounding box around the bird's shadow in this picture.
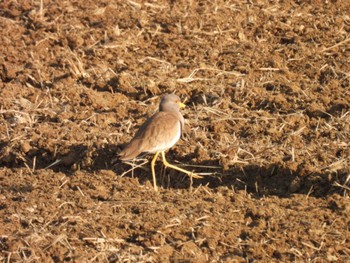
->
[96,146,346,199]
[1,140,346,199]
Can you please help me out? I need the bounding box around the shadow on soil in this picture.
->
[1,142,346,198]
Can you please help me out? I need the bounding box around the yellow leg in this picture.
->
[151,152,160,191]
[160,151,202,179]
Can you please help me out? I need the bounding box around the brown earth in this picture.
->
[0,0,350,262]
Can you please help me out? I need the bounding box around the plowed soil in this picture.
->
[1,0,350,262]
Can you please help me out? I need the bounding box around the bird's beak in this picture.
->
[179,102,186,108]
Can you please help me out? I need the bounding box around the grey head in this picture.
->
[159,94,184,112]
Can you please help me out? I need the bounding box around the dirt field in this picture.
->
[1,0,350,262]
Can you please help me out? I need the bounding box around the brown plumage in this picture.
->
[119,94,201,191]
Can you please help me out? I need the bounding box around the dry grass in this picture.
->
[0,0,349,262]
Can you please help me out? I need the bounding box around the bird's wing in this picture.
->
[119,112,181,160]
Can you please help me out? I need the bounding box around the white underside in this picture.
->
[150,122,181,153]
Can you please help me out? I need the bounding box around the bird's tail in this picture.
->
[118,139,142,161]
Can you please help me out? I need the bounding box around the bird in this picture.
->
[119,94,202,191]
